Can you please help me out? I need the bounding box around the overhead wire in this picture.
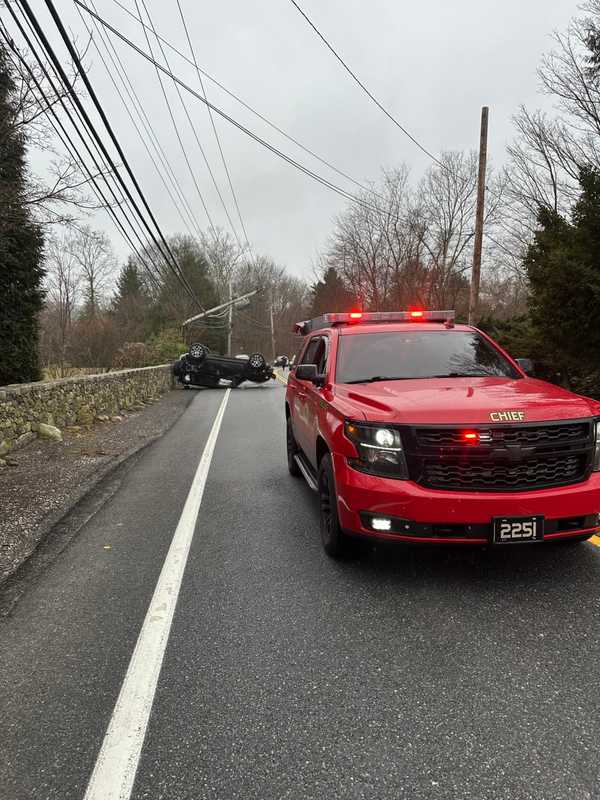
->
[75,0,207,243]
[288,0,448,170]
[73,2,416,224]
[23,0,202,307]
[130,0,219,241]
[2,6,167,293]
[288,0,528,232]
[99,0,384,201]
[174,0,255,259]
[138,0,247,252]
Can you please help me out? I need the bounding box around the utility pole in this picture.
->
[181,287,259,327]
[227,278,233,355]
[269,292,276,360]
[468,106,489,325]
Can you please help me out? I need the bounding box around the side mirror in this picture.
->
[295,364,325,386]
[515,357,534,376]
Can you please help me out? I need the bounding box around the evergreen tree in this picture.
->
[0,44,45,384]
[113,256,148,309]
[112,256,151,342]
[310,267,354,316]
[525,167,600,371]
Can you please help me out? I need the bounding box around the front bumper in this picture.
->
[333,453,600,544]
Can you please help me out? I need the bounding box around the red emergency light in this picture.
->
[462,431,479,444]
[293,310,455,335]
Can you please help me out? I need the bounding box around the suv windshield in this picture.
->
[336,330,520,383]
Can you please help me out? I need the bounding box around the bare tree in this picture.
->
[44,234,81,375]
[322,154,503,313]
[503,1,600,262]
[0,25,106,226]
[201,228,246,301]
[68,225,116,316]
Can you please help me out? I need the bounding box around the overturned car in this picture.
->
[173,344,274,388]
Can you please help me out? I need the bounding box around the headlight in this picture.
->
[344,422,409,479]
[594,421,600,472]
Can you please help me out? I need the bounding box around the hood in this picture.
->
[335,377,600,425]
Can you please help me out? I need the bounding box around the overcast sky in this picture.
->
[25,0,580,279]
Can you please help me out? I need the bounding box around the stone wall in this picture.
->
[0,365,173,456]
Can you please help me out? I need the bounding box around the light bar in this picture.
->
[294,310,455,335]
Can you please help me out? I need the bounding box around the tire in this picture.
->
[318,453,348,558]
[230,377,243,388]
[248,352,266,370]
[287,417,301,477]
[188,343,208,364]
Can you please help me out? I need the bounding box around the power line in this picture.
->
[288,0,447,169]
[102,0,381,200]
[138,0,243,246]
[73,2,413,223]
[174,0,255,259]
[2,6,167,293]
[75,4,207,245]
[22,0,202,307]
[131,0,219,241]
[86,0,212,242]
[4,44,160,292]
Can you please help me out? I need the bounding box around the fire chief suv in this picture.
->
[284,310,600,557]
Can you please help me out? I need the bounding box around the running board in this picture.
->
[294,454,318,492]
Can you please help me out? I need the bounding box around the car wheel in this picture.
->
[318,453,348,558]
[248,352,266,370]
[287,417,301,477]
[188,343,208,364]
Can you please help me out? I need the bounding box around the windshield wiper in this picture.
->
[428,372,491,378]
[344,376,410,384]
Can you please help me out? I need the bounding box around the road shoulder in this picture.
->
[0,389,193,598]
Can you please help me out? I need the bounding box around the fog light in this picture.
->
[184,374,191,382]
[371,517,392,531]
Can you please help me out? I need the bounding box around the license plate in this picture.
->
[492,515,544,544]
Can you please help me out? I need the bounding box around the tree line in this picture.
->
[1,2,599,394]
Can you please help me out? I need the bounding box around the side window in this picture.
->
[300,337,322,366]
[314,337,328,374]
[299,336,328,374]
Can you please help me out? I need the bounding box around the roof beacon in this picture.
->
[294,310,456,336]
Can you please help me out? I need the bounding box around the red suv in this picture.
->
[285,311,600,557]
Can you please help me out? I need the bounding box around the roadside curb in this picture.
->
[0,390,195,616]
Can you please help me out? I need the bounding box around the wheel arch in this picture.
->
[316,435,330,467]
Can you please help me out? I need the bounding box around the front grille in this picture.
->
[416,422,590,449]
[407,420,594,492]
[422,454,586,491]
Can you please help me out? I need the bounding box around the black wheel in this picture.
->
[318,453,348,558]
[287,417,301,477]
[230,377,243,388]
[188,343,208,364]
[248,352,266,370]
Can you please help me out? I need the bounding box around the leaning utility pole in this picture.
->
[468,106,489,324]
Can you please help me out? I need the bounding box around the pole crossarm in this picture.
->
[182,288,259,327]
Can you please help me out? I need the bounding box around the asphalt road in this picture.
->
[2,381,600,800]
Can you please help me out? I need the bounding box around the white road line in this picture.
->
[83,389,231,800]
